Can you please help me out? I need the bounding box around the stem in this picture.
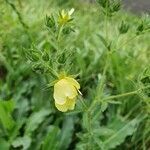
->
[105,0,109,40]
[18,0,22,8]
[104,90,138,100]
[117,35,138,50]
[57,25,63,41]
[41,60,59,79]
[88,52,110,112]
[98,52,109,96]
[105,15,108,40]
[86,111,93,150]
[0,54,13,73]
[89,86,150,112]
[104,85,150,101]
[124,101,141,119]
[88,8,110,112]
[5,0,28,29]
[79,97,88,111]
[5,0,32,41]
[47,66,59,79]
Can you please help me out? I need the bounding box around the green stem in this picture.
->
[88,52,110,112]
[57,25,63,41]
[124,101,141,119]
[17,0,22,8]
[0,54,13,73]
[5,0,28,29]
[79,97,88,111]
[104,85,150,101]
[117,35,138,50]
[98,52,110,96]
[87,111,93,150]
[88,11,110,112]
[5,0,32,41]
[105,0,109,40]
[41,60,59,79]
[47,66,59,79]
[89,86,150,112]
[104,90,138,100]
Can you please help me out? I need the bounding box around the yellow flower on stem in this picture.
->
[53,77,80,112]
[58,8,75,25]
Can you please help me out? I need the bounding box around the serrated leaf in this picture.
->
[59,116,74,149]
[97,34,108,48]
[93,127,115,136]
[12,136,31,150]
[42,126,60,150]
[0,100,15,130]
[25,109,51,134]
[103,117,140,149]
[82,113,89,130]
[101,101,108,112]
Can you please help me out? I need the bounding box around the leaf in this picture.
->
[93,127,115,136]
[97,34,108,48]
[0,139,10,150]
[42,126,60,150]
[82,113,89,130]
[9,119,26,143]
[59,116,74,149]
[25,109,51,135]
[101,101,108,112]
[2,100,15,113]
[0,100,15,113]
[103,117,140,149]
[97,34,111,51]
[0,100,15,130]
[12,136,31,150]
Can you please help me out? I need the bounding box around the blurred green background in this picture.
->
[0,0,150,150]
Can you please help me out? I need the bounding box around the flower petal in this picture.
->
[53,79,77,104]
[67,98,76,110]
[55,102,68,112]
[55,98,76,112]
[65,77,80,90]
[61,10,65,18]
[68,8,75,16]
[53,79,67,104]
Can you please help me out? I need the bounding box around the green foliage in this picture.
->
[0,139,10,150]
[12,136,31,150]
[102,116,141,149]
[0,0,150,150]
[77,116,142,150]
[42,126,60,150]
[136,15,150,35]
[97,0,121,17]
[25,109,51,135]
[59,117,74,149]
[118,21,129,34]
[0,100,15,130]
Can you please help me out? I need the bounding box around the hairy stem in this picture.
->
[104,86,150,101]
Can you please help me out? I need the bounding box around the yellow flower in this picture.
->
[58,8,75,25]
[53,77,80,112]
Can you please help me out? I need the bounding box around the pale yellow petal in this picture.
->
[54,79,77,104]
[65,77,80,90]
[66,98,76,110]
[55,102,68,112]
[55,98,76,112]
[68,8,75,16]
[53,80,66,105]
[61,10,65,17]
